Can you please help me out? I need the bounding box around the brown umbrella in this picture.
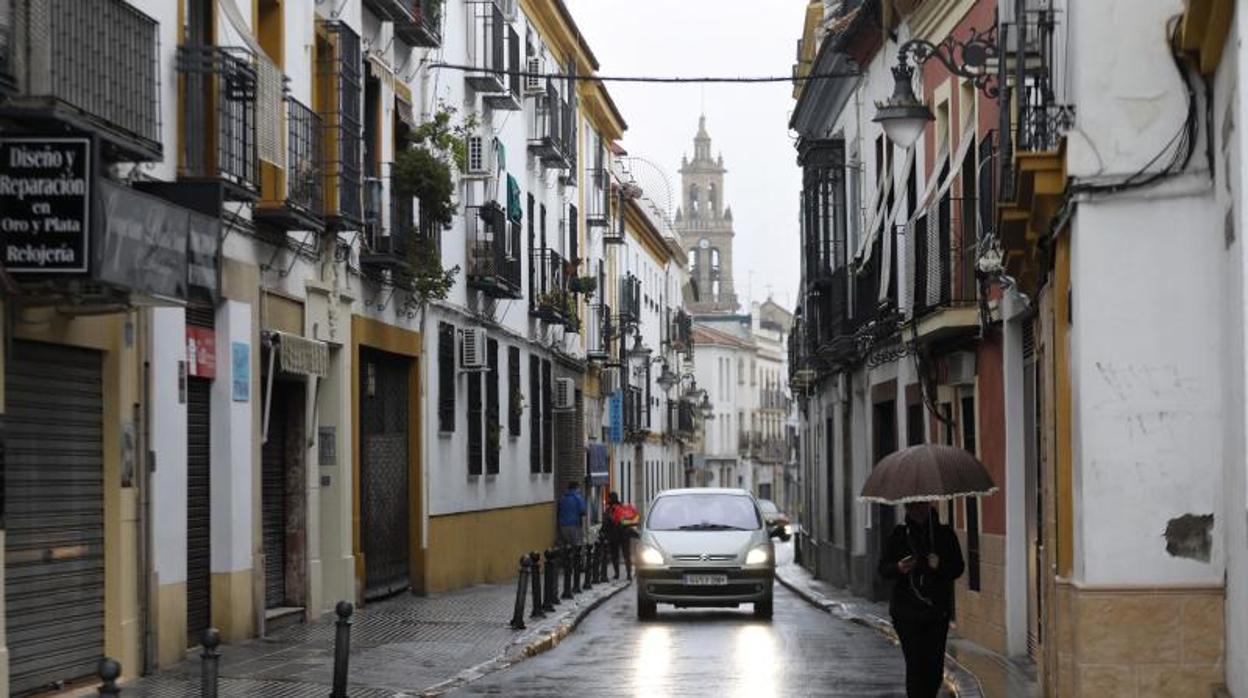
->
[859,444,997,504]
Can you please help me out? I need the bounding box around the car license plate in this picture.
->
[683,574,728,586]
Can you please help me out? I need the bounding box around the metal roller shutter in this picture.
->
[359,348,410,599]
[262,383,288,609]
[186,377,212,644]
[5,340,104,696]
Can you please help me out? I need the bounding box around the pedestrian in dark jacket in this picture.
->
[878,501,965,698]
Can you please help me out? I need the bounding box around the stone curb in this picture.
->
[775,566,984,698]
[420,579,629,696]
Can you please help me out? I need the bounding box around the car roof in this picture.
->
[654,487,753,498]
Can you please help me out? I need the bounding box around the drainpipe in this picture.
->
[137,308,153,674]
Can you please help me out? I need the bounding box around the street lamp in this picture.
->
[874,20,1000,149]
[628,330,651,361]
[656,361,679,392]
[698,393,714,419]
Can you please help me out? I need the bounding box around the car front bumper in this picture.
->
[636,567,774,606]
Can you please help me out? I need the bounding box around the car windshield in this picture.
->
[758,500,779,515]
[646,494,762,531]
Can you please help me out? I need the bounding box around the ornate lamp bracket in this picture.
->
[896,17,1000,99]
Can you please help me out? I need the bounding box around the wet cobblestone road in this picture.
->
[453,582,909,697]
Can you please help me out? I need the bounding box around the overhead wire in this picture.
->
[426,63,861,84]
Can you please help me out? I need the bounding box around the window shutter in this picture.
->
[568,204,578,263]
[508,346,522,436]
[486,339,500,474]
[542,359,553,473]
[467,370,483,475]
[438,323,455,432]
[529,354,541,473]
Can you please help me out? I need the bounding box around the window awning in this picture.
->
[264,330,329,377]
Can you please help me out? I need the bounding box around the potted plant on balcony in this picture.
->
[569,275,597,298]
[394,102,477,305]
[510,391,526,426]
[487,422,502,455]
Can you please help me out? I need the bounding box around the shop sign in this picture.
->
[186,325,217,378]
[0,137,92,273]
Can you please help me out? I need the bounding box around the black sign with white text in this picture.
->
[0,137,92,273]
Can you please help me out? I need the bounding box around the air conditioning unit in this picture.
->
[465,135,489,176]
[524,57,544,93]
[554,377,576,410]
[461,328,488,371]
[946,351,976,386]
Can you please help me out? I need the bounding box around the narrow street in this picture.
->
[454,582,908,697]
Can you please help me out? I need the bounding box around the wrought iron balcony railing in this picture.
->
[286,97,324,219]
[359,166,441,276]
[530,248,575,326]
[178,45,258,199]
[467,201,522,299]
[528,77,570,168]
[617,273,642,326]
[363,0,442,48]
[466,0,506,93]
[483,23,521,111]
[586,302,611,361]
[910,196,979,320]
[3,0,161,161]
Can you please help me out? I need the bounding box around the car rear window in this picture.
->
[646,494,762,531]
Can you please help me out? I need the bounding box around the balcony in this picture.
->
[2,0,161,162]
[528,78,571,168]
[360,166,445,279]
[530,248,576,327]
[178,45,259,200]
[466,0,506,93]
[466,201,522,299]
[364,0,442,48]
[624,386,649,435]
[255,96,325,232]
[483,24,522,111]
[317,20,364,228]
[586,303,611,361]
[911,196,980,345]
[617,273,642,327]
[586,166,611,227]
[669,310,693,356]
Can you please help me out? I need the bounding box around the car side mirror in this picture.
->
[770,526,790,542]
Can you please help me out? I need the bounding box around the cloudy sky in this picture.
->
[564,0,809,312]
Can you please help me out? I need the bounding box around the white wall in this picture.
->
[1070,193,1224,585]
[211,300,255,573]
[150,307,188,584]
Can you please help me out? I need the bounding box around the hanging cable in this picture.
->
[426,62,861,84]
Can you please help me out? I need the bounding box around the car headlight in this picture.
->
[783,524,793,537]
[638,545,664,566]
[745,546,770,565]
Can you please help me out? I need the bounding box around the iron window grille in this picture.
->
[466,201,522,299]
[363,0,442,48]
[317,20,364,227]
[286,96,324,218]
[466,0,506,94]
[528,77,568,168]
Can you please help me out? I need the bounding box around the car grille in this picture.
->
[671,554,738,562]
[648,583,766,597]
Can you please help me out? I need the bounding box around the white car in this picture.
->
[634,488,788,620]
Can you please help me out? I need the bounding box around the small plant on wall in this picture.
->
[511,391,526,423]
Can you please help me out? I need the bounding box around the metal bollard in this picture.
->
[528,551,546,619]
[510,555,530,629]
[582,544,594,590]
[571,543,583,594]
[97,657,121,696]
[561,545,574,599]
[330,601,353,698]
[542,548,558,611]
[200,627,221,698]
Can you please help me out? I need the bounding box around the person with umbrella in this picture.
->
[862,444,995,698]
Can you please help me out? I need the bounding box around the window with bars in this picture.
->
[509,346,522,436]
[438,323,455,432]
[530,354,541,473]
[486,339,500,475]
[962,394,981,591]
[542,359,553,473]
[467,370,483,476]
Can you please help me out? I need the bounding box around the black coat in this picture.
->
[877,518,965,623]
